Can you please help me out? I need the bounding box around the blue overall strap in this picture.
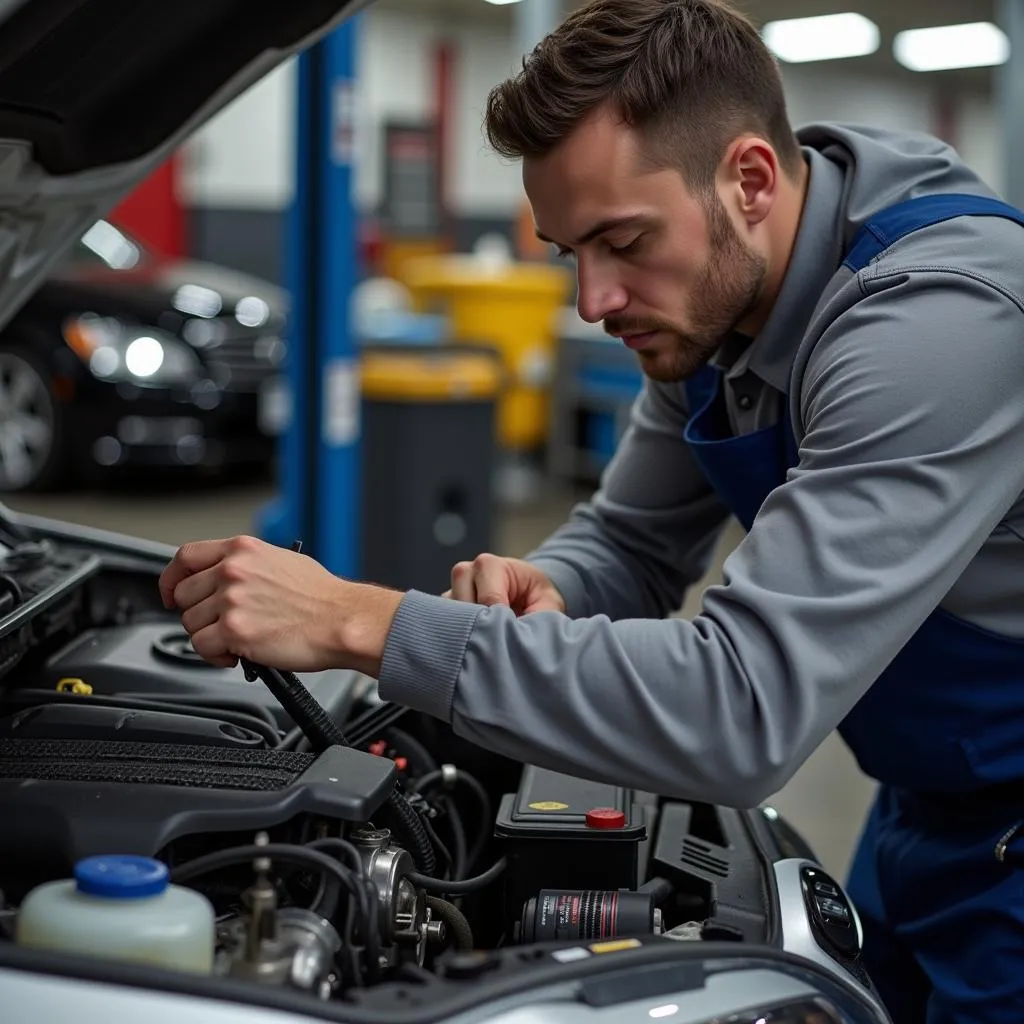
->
[843,193,1024,273]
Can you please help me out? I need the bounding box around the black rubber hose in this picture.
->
[170,839,365,984]
[419,812,453,878]
[384,785,437,876]
[409,856,507,895]
[241,663,435,875]
[425,896,474,951]
[308,836,365,923]
[444,798,468,881]
[382,726,438,776]
[170,842,363,896]
[415,768,492,823]
[0,572,23,610]
[171,836,365,982]
[347,702,410,749]
[308,836,365,876]
[413,767,491,872]
[241,663,351,750]
[308,838,382,973]
[279,725,306,751]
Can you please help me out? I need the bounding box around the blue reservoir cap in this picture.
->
[75,855,169,899]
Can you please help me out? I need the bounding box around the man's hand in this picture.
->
[446,554,565,616]
[158,535,402,675]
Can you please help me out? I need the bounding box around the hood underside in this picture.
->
[0,0,369,333]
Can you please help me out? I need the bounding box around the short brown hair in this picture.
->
[485,0,802,192]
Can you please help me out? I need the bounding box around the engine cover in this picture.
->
[39,622,363,730]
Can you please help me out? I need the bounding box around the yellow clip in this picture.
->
[56,677,92,695]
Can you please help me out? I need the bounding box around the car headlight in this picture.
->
[63,315,202,386]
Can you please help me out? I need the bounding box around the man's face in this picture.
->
[524,109,767,383]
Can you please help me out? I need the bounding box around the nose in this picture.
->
[575,259,628,324]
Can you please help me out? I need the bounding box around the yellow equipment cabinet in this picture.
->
[359,348,502,594]
[401,256,572,451]
[379,237,451,287]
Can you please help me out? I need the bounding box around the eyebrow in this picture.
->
[535,215,647,248]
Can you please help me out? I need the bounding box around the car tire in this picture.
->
[0,343,66,492]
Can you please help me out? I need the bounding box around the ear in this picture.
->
[719,137,778,227]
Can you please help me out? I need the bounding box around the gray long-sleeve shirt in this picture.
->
[376,123,1024,808]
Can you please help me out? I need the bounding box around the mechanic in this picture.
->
[160,1,1024,1020]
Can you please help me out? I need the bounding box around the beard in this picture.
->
[605,199,767,383]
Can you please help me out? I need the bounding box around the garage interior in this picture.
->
[2,0,1019,886]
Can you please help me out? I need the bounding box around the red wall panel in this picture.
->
[110,153,186,258]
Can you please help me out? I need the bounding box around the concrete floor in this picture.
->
[5,476,875,881]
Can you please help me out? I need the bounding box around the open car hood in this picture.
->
[0,0,370,334]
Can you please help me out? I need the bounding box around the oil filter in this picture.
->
[518,889,658,943]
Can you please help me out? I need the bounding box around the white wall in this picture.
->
[179,12,1005,217]
[179,6,524,218]
[352,7,436,211]
[954,93,1005,196]
[782,64,934,133]
[181,59,297,209]
[782,63,1006,200]
[450,19,526,214]
[352,6,524,214]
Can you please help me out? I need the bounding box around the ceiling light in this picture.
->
[482,0,524,5]
[762,13,880,63]
[894,22,1009,72]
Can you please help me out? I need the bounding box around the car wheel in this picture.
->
[0,346,64,492]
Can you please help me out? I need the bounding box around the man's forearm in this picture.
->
[378,588,805,808]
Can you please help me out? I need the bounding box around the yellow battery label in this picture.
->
[589,938,642,954]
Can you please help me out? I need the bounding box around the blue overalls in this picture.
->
[683,194,1024,1024]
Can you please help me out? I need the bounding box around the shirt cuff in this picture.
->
[524,557,591,619]
[377,590,484,722]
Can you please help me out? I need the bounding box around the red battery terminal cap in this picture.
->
[586,807,626,829]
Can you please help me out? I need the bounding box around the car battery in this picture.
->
[494,765,647,934]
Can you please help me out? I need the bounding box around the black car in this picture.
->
[0,219,288,492]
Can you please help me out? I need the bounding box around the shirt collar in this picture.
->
[711,147,847,393]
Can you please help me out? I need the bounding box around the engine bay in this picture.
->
[0,510,884,1023]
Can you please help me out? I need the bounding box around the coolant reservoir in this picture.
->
[16,854,215,974]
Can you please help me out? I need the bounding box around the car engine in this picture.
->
[0,511,891,1024]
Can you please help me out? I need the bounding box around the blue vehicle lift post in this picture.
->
[258,16,362,578]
